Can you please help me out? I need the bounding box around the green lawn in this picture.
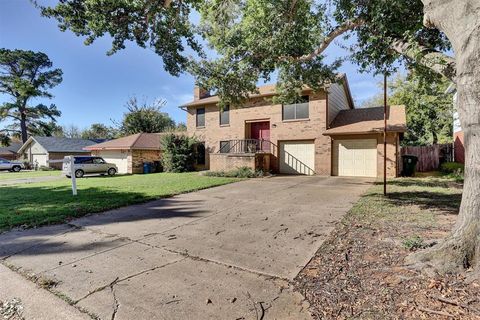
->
[0,172,239,231]
[0,170,61,181]
[350,176,462,227]
[297,175,464,318]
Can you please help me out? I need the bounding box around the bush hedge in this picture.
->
[160,134,198,172]
[204,166,264,178]
[440,162,464,174]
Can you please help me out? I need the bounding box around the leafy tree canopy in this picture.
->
[41,0,453,107]
[0,48,63,143]
[119,96,175,135]
[361,72,454,146]
[81,123,118,140]
[389,73,453,146]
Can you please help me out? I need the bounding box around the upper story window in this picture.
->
[282,95,309,121]
[219,105,230,125]
[196,107,205,127]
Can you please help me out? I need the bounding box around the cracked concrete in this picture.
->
[0,176,371,319]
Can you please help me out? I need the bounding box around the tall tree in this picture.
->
[0,49,63,143]
[361,73,454,146]
[81,123,118,139]
[42,0,480,275]
[119,96,175,135]
[195,0,478,278]
[62,124,82,138]
[37,121,64,137]
[389,73,453,146]
[175,122,187,132]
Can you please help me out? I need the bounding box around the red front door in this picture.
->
[251,121,270,151]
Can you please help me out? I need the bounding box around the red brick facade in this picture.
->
[185,86,401,177]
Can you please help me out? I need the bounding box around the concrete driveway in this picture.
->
[0,176,371,320]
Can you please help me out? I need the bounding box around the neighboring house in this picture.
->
[181,74,407,178]
[84,133,169,174]
[446,84,465,163]
[0,142,22,161]
[17,136,103,169]
[454,130,465,163]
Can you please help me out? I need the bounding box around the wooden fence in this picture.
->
[401,144,453,172]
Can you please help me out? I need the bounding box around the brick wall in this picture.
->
[185,90,400,178]
[209,154,255,171]
[377,133,399,178]
[187,91,331,175]
[130,150,161,174]
[209,153,271,172]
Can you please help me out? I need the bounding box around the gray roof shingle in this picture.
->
[32,136,105,153]
[0,142,22,155]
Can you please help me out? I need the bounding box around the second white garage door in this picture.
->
[97,150,129,174]
[333,139,377,177]
[279,141,315,175]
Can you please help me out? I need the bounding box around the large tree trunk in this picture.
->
[20,111,28,143]
[431,128,438,145]
[407,0,480,277]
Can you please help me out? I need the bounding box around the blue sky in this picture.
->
[0,0,384,129]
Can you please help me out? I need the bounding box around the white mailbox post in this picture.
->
[47,156,77,196]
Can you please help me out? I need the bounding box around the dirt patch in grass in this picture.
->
[295,177,480,319]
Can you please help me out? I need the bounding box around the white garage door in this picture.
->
[279,141,315,175]
[97,150,129,174]
[32,154,48,167]
[333,139,377,177]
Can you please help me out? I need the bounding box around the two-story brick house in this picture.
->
[182,74,406,178]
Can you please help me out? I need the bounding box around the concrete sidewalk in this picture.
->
[0,263,89,320]
[0,176,371,319]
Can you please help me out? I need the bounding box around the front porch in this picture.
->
[209,139,273,173]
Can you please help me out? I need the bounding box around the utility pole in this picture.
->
[383,74,388,196]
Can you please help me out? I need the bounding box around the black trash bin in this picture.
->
[401,155,418,177]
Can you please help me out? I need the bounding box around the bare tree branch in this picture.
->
[279,19,365,62]
[391,39,456,82]
[277,16,455,83]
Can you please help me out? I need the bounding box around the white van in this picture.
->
[62,156,118,178]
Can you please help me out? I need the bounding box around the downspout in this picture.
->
[325,91,329,130]
[325,83,332,176]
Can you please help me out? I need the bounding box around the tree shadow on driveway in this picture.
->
[0,184,212,259]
